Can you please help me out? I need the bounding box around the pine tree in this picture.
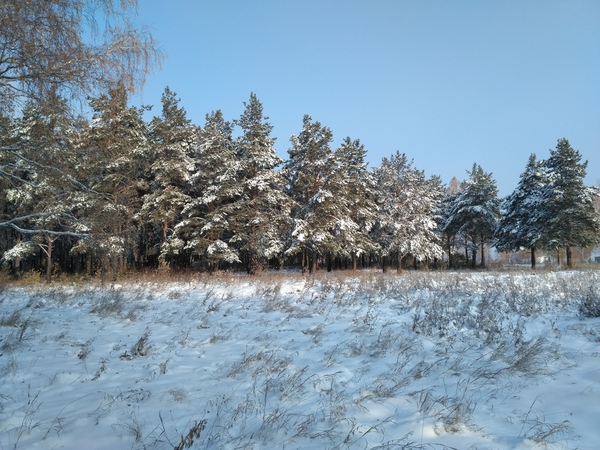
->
[330,137,377,270]
[543,138,600,268]
[80,84,152,279]
[496,154,549,268]
[284,115,336,273]
[168,110,240,270]
[442,164,500,268]
[141,87,195,267]
[231,93,291,273]
[438,178,462,269]
[371,152,443,273]
[1,91,85,281]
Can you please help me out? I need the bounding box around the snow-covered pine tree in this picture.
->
[331,137,377,270]
[495,154,549,268]
[80,83,152,279]
[371,152,443,273]
[542,138,600,268]
[0,91,87,281]
[442,164,500,268]
[141,87,195,268]
[231,93,291,273]
[284,115,337,273]
[0,113,17,261]
[168,110,240,271]
[438,178,463,269]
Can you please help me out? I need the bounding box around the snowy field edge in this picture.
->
[1,270,599,450]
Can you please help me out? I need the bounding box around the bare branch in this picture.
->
[0,0,163,110]
[0,211,89,237]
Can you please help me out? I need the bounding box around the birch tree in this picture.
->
[0,0,161,111]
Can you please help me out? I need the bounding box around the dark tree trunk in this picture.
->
[530,246,536,269]
[480,238,486,268]
[566,246,572,269]
[301,249,307,274]
[309,250,317,274]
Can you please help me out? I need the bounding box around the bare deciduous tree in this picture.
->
[0,0,162,112]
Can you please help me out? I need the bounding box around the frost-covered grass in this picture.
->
[0,270,599,449]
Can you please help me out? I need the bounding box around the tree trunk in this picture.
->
[13,234,22,277]
[352,253,357,271]
[566,246,572,269]
[480,237,486,268]
[301,249,307,274]
[530,246,536,269]
[162,221,168,242]
[397,253,403,274]
[471,248,477,269]
[46,236,53,283]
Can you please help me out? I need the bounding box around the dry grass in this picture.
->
[2,268,597,449]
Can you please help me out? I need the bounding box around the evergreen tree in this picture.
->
[231,93,291,273]
[1,91,86,281]
[284,115,336,273]
[168,110,240,270]
[330,137,377,270]
[442,164,500,268]
[371,152,443,273]
[80,84,151,279]
[542,138,600,268]
[438,178,462,269]
[496,154,549,268]
[141,87,195,267]
[0,113,19,263]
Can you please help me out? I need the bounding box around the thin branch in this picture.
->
[0,211,89,237]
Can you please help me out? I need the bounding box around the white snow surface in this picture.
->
[1,270,599,449]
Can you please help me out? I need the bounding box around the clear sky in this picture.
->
[132,0,600,196]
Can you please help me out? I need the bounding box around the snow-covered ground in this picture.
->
[1,270,599,450]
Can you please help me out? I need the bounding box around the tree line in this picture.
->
[1,86,599,281]
[1,1,599,281]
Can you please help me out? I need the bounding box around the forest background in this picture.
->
[1,1,599,282]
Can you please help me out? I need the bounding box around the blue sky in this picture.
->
[132,0,600,196]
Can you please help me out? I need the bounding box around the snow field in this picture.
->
[0,270,599,449]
